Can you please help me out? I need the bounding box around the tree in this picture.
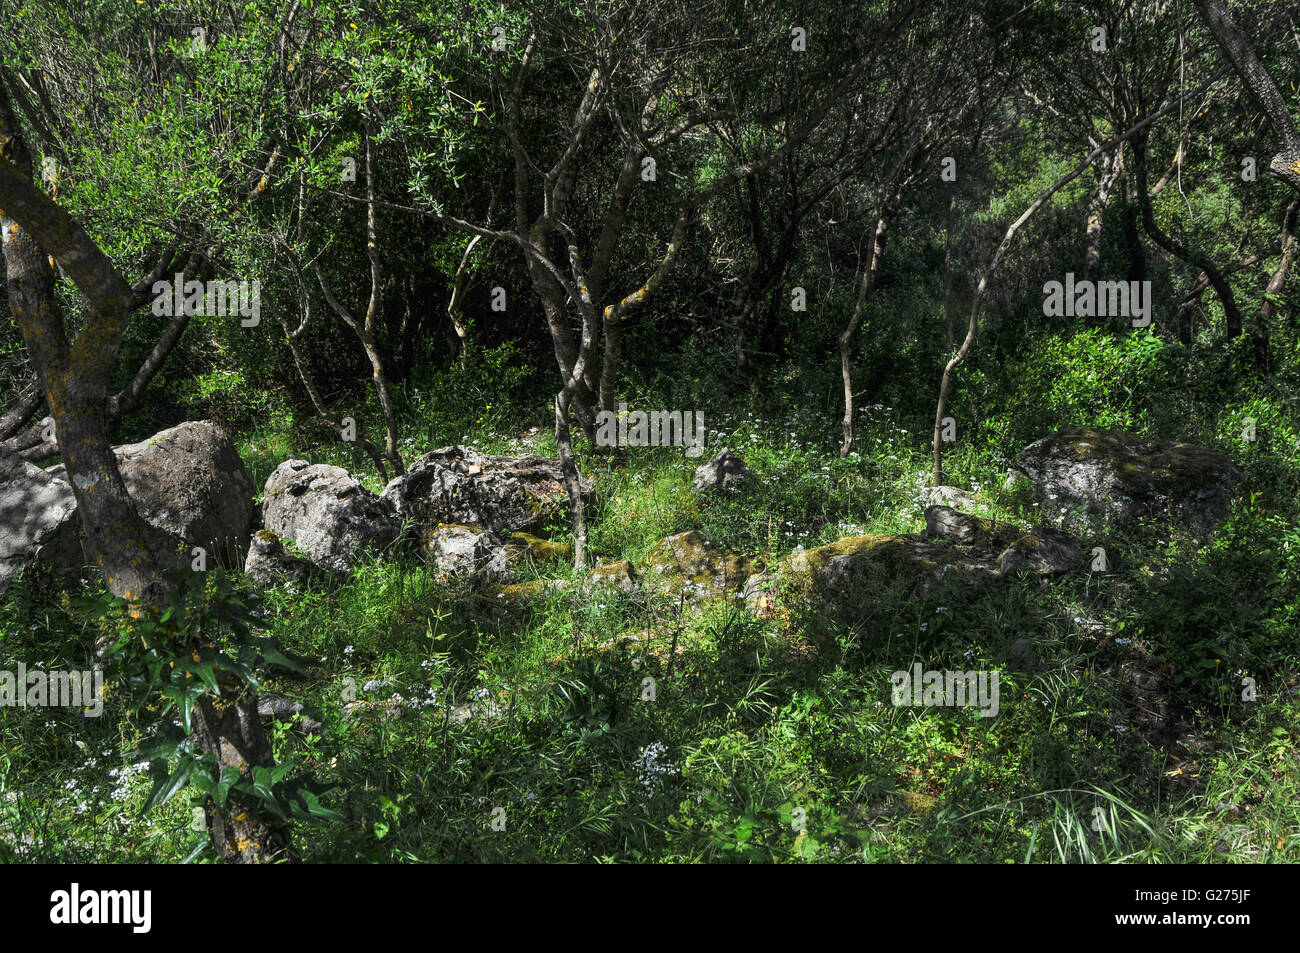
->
[0,63,291,867]
[1193,0,1300,195]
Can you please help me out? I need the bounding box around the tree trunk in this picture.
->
[944,195,958,349]
[1133,132,1245,339]
[1255,198,1300,367]
[192,692,294,864]
[554,388,588,569]
[840,208,892,457]
[597,314,624,416]
[1193,0,1300,195]
[1084,147,1123,283]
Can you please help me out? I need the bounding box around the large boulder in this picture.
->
[0,448,82,591]
[260,460,401,572]
[1015,428,1246,539]
[381,446,591,534]
[83,421,253,565]
[4,421,254,590]
[505,531,573,568]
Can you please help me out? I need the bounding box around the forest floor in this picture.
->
[3,396,1299,863]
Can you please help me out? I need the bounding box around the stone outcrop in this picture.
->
[381,446,591,534]
[1015,428,1245,539]
[260,460,401,573]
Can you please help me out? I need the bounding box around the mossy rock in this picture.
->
[1016,428,1246,540]
[744,533,1002,613]
[419,522,485,558]
[472,578,571,622]
[585,559,638,595]
[506,531,573,567]
[643,530,762,603]
[923,506,1023,552]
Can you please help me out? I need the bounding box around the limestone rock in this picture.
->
[643,530,760,602]
[243,529,318,589]
[422,523,508,583]
[260,460,400,573]
[382,446,591,534]
[1016,428,1245,539]
[0,448,82,591]
[692,448,752,494]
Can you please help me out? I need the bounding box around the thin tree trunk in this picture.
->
[310,127,403,479]
[362,124,402,476]
[840,208,892,457]
[1133,132,1245,339]
[447,234,481,369]
[0,378,44,442]
[944,194,958,349]
[1255,198,1300,366]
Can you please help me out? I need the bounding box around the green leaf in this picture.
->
[142,762,193,814]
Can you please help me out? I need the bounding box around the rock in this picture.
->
[745,506,1085,616]
[1003,468,1030,493]
[924,505,1081,576]
[243,529,317,589]
[0,447,83,591]
[476,578,571,614]
[422,523,507,583]
[46,421,254,566]
[585,559,639,595]
[643,530,760,602]
[1015,428,1246,539]
[924,485,978,510]
[4,421,254,590]
[448,691,505,725]
[381,446,590,534]
[692,448,752,494]
[110,421,254,565]
[505,532,573,567]
[743,533,1003,612]
[923,506,1022,550]
[256,692,322,734]
[996,528,1083,575]
[260,460,401,573]
[1005,638,1033,667]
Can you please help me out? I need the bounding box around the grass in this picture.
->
[5,361,1300,863]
